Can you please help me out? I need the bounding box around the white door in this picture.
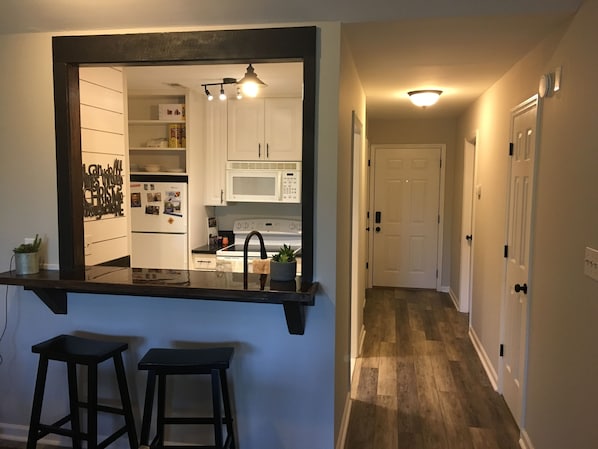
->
[372,146,440,288]
[502,96,538,426]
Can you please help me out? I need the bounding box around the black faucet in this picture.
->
[243,230,268,289]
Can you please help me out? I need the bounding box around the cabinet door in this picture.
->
[264,98,303,161]
[204,100,228,205]
[227,98,265,160]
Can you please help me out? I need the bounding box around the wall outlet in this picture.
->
[584,247,598,282]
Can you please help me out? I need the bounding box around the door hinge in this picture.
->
[500,344,504,357]
[440,158,442,168]
[438,215,440,224]
[509,142,514,156]
[436,269,438,278]
[368,159,371,167]
[504,245,509,258]
[366,262,369,269]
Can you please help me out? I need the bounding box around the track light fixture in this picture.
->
[204,86,213,101]
[201,66,267,101]
[202,77,236,101]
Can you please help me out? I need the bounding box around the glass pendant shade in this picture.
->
[408,90,442,107]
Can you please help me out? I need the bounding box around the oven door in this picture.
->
[226,169,281,202]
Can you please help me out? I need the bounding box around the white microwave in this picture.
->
[225,161,301,203]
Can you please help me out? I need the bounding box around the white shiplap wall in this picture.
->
[79,67,130,265]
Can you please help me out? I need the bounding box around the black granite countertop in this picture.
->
[0,266,317,334]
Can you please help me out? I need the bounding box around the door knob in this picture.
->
[514,283,528,294]
[375,226,381,233]
[465,234,473,241]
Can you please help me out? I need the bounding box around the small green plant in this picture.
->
[13,234,42,254]
[271,244,296,263]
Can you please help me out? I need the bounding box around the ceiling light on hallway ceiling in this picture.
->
[408,90,443,108]
[237,64,267,98]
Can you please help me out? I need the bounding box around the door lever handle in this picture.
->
[514,283,528,294]
[465,234,473,241]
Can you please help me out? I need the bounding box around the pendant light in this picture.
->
[408,90,443,108]
[237,64,267,98]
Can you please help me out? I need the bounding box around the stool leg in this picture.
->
[140,370,156,447]
[219,369,236,449]
[87,364,98,449]
[27,356,49,449]
[67,362,82,449]
[113,354,138,449]
[211,369,223,449]
[156,374,166,449]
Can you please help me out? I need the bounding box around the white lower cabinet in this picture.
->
[192,253,217,271]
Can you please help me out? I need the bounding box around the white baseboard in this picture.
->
[438,285,449,293]
[519,428,535,449]
[0,423,66,446]
[336,392,352,449]
[468,326,498,391]
[448,287,460,310]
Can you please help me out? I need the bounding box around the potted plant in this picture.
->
[270,244,297,281]
[13,234,42,275]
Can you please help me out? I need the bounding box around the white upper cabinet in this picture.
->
[227,98,302,161]
[203,99,228,206]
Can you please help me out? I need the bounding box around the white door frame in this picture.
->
[350,112,366,375]
[499,95,541,428]
[368,143,446,291]
[459,132,479,313]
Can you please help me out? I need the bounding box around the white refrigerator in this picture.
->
[129,179,188,269]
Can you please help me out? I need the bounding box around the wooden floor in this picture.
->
[344,287,521,449]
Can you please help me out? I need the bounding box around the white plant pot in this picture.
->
[14,252,40,275]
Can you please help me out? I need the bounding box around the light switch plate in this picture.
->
[584,247,598,282]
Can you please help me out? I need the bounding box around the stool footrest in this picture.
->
[162,417,233,425]
[77,401,127,416]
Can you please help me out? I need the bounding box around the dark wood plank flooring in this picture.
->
[345,287,521,449]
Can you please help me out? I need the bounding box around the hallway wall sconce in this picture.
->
[237,64,267,98]
[408,90,443,108]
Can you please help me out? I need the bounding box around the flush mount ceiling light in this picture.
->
[237,64,267,98]
[408,90,443,108]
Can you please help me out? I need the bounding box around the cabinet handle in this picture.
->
[258,143,261,158]
[220,189,224,204]
[266,143,269,158]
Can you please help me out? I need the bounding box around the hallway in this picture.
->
[344,287,520,449]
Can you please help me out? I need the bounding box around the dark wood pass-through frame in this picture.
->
[52,26,317,282]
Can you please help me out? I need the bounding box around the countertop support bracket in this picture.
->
[283,302,306,335]
[28,287,67,314]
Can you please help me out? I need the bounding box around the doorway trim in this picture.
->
[368,143,446,290]
[458,132,479,313]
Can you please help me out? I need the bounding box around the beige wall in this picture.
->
[367,118,457,288]
[336,29,367,436]
[455,1,598,447]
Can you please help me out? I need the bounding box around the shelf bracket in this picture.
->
[283,302,306,335]
[27,288,67,314]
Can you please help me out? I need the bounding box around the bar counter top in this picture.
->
[0,266,318,335]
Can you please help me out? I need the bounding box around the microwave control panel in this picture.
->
[282,171,301,202]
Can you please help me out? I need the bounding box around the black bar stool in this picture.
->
[27,334,138,449]
[138,347,236,449]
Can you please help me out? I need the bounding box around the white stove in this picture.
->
[216,218,302,273]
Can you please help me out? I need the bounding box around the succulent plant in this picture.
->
[13,234,42,254]
[271,244,296,263]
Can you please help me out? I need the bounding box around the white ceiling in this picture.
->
[0,0,583,120]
